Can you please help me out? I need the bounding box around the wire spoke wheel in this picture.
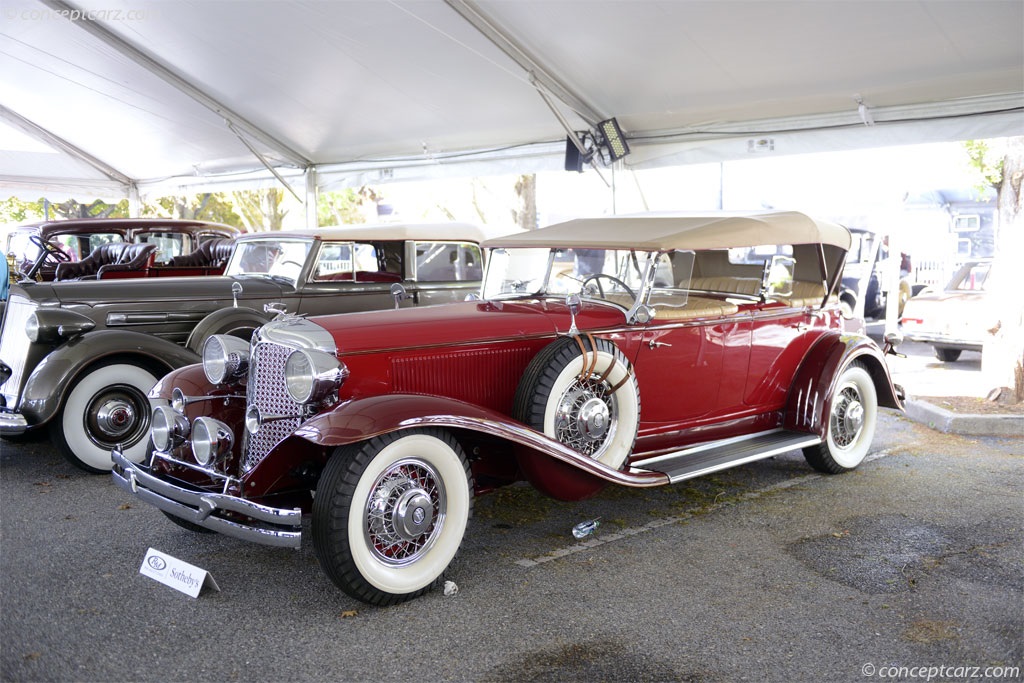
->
[364,458,446,567]
[552,374,617,458]
[803,361,878,474]
[312,428,472,605]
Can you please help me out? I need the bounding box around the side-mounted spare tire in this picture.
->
[186,307,270,354]
[512,335,640,499]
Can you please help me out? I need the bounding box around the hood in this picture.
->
[11,276,285,306]
[305,299,629,355]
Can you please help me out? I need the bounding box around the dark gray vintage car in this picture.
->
[0,223,485,472]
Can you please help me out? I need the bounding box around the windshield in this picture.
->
[225,238,312,283]
[483,247,653,309]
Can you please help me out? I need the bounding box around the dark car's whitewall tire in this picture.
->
[515,336,640,470]
[312,428,473,606]
[53,361,158,473]
[803,362,878,474]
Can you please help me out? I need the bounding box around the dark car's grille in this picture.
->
[242,340,302,472]
[0,295,36,408]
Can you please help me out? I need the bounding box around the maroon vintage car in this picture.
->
[113,211,904,605]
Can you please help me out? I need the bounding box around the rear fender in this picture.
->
[292,393,668,489]
[20,330,200,427]
[785,331,904,436]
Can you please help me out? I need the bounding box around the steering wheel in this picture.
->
[581,273,635,300]
[24,235,71,280]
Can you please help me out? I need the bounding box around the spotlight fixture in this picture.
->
[564,131,597,172]
[597,117,630,162]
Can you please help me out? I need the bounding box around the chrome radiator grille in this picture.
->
[242,340,302,472]
[0,295,36,408]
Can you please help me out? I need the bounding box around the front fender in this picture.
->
[785,331,904,436]
[20,330,200,427]
[294,393,668,488]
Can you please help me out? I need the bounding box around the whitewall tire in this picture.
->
[53,362,158,473]
[312,428,472,605]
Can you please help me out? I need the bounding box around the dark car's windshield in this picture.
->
[225,238,313,284]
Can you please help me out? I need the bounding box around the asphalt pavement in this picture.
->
[1,340,1022,683]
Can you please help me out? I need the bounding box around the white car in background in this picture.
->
[900,259,994,362]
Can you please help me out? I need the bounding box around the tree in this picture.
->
[512,174,537,231]
[966,137,1024,401]
[318,187,376,226]
[232,188,290,231]
[143,192,241,227]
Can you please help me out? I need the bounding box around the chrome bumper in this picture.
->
[902,331,983,351]
[0,411,28,434]
[111,449,302,548]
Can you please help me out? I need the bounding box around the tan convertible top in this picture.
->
[240,222,488,244]
[483,211,851,251]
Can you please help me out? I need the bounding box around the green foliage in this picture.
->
[963,140,1003,193]
[317,188,370,226]
[142,193,242,227]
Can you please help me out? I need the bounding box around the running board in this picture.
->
[630,429,821,484]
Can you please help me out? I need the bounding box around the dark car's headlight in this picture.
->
[192,417,234,467]
[202,335,250,385]
[284,349,348,404]
[151,405,189,452]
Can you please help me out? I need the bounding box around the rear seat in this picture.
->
[689,276,831,308]
[688,276,760,297]
[649,295,739,320]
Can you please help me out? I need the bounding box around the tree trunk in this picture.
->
[513,174,537,231]
[982,137,1024,401]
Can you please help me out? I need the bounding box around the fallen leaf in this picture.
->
[340,610,358,619]
[117,503,132,510]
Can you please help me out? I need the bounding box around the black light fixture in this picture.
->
[564,131,597,172]
[563,118,630,172]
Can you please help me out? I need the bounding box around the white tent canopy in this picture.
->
[1,0,1022,204]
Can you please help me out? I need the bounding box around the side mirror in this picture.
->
[632,304,653,324]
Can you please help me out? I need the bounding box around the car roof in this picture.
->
[237,222,487,244]
[483,211,851,251]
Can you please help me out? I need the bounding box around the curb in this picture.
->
[904,398,1024,437]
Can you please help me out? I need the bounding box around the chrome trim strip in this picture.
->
[0,411,28,434]
[112,449,301,548]
[296,413,672,488]
[107,311,207,325]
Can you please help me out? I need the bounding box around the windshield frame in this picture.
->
[224,237,314,285]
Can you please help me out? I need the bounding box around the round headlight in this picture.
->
[284,349,348,404]
[191,416,234,467]
[202,334,250,385]
[151,405,189,452]
[25,314,40,342]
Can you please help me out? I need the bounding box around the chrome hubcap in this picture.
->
[554,368,619,458]
[96,399,135,438]
[365,459,445,566]
[85,385,149,448]
[831,385,864,450]
[576,397,610,442]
